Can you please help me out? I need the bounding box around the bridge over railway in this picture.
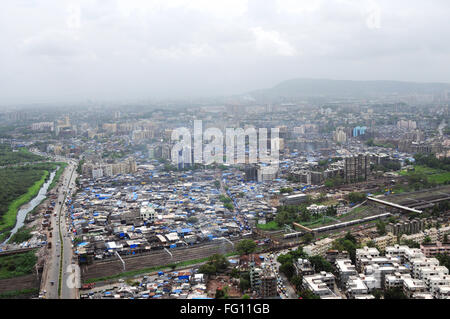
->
[367,197,423,214]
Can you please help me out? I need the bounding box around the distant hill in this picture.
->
[247,78,450,99]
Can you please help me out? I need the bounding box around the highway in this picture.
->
[60,160,78,299]
[40,158,79,299]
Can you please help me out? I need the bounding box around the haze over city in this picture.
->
[1,0,450,104]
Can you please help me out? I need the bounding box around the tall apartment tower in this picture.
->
[259,271,278,298]
[344,154,369,184]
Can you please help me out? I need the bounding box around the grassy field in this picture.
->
[0,169,48,234]
[0,146,43,166]
[294,204,376,230]
[0,288,38,299]
[257,221,282,231]
[297,216,336,228]
[400,165,450,184]
[0,250,37,280]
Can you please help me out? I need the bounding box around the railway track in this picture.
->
[81,239,242,281]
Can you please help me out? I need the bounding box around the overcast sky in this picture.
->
[1,0,450,104]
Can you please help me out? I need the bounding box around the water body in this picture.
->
[1,170,56,245]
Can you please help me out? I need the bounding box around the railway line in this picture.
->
[81,238,242,281]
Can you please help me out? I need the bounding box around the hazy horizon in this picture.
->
[1,0,450,105]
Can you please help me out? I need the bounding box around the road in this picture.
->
[60,160,78,299]
[40,158,79,299]
[259,250,298,299]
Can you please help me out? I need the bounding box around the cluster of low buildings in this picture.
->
[72,167,250,263]
[297,232,450,299]
[81,270,209,299]
[332,245,450,299]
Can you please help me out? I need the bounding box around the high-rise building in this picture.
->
[344,154,369,183]
[260,272,278,298]
[353,126,367,137]
[334,127,347,143]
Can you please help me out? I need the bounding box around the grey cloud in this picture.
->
[1,0,450,104]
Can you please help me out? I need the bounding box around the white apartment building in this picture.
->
[346,276,369,298]
[356,246,380,271]
[436,286,450,299]
[417,265,449,281]
[359,274,377,291]
[385,273,411,290]
[364,263,409,289]
[427,275,450,297]
[303,238,334,257]
[411,258,440,278]
[303,272,336,298]
[403,277,427,298]
[335,259,358,285]
[385,245,425,263]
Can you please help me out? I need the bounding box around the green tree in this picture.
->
[239,278,250,292]
[303,233,314,244]
[209,254,230,272]
[422,236,432,244]
[384,287,408,299]
[376,220,386,235]
[215,288,226,299]
[198,263,216,275]
[347,192,367,204]
[372,289,383,299]
[236,239,257,256]
[290,275,303,292]
[308,255,333,273]
[298,289,320,299]
[279,262,295,279]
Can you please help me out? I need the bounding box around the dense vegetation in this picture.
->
[414,153,450,171]
[324,176,344,188]
[197,254,230,275]
[219,195,234,211]
[0,145,42,166]
[9,226,34,244]
[346,192,367,204]
[0,250,37,279]
[383,287,408,299]
[275,203,337,228]
[0,288,39,299]
[365,138,396,149]
[276,247,324,299]
[332,232,359,263]
[236,239,257,256]
[436,254,450,270]
[397,154,450,192]
[0,166,48,234]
